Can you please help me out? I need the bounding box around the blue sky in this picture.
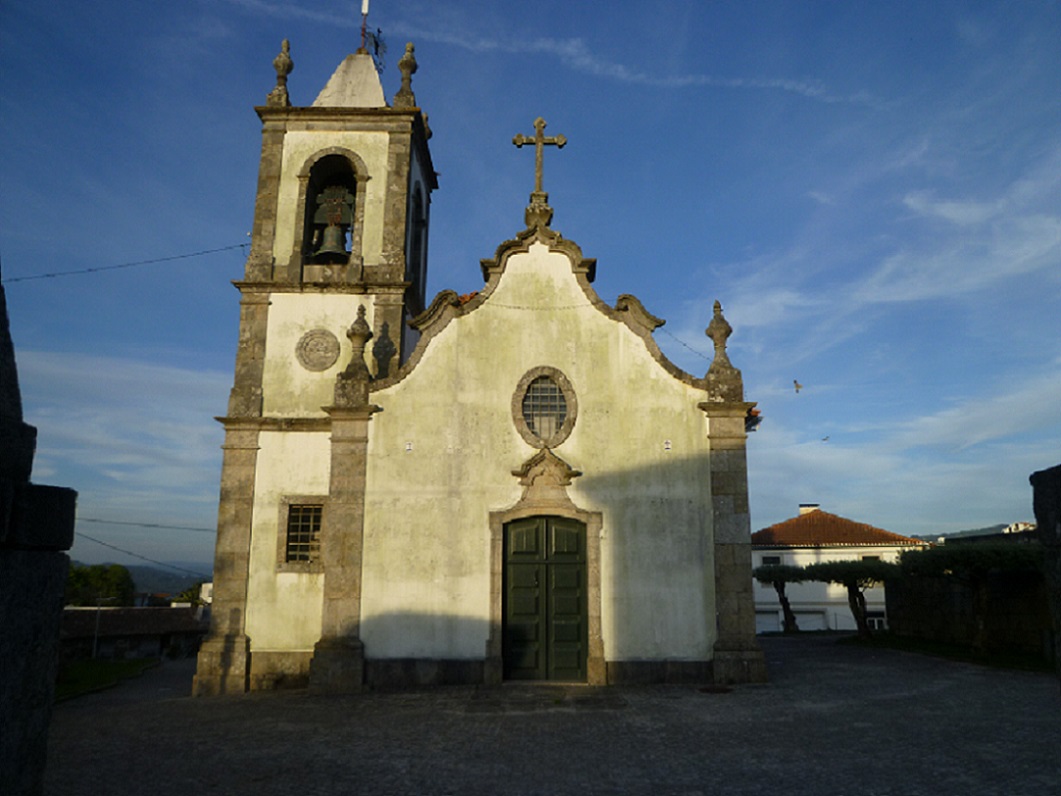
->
[2,0,1059,571]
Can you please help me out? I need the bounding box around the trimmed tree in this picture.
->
[805,559,899,639]
[753,564,806,633]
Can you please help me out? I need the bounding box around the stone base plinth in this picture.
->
[712,646,768,684]
[606,659,712,685]
[192,634,251,696]
[308,638,364,694]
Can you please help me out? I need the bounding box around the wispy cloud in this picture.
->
[747,377,1057,535]
[886,363,1061,451]
[221,0,881,106]
[19,351,228,509]
[903,191,998,225]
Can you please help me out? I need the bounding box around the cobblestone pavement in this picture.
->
[45,636,1060,796]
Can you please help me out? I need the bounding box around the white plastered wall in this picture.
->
[361,242,717,662]
[244,430,331,650]
[261,294,373,417]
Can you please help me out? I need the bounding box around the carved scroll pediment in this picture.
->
[512,448,582,486]
[511,449,583,510]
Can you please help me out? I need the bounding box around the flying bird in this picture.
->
[793,380,803,393]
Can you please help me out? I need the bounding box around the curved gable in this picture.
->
[374,226,707,392]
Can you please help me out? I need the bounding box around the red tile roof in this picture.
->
[751,510,923,548]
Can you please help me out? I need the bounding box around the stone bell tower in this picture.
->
[193,40,435,696]
[236,38,435,409]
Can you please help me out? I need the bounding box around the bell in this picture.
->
[314,223,348,262]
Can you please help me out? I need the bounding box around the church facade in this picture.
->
[193,41,765,694]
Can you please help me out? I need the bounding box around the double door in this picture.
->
[503,516,587,681]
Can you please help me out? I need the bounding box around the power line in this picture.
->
[79,517,214,533]
[1,243,248,284]
[75,532,211,579]
[657,326,711,360]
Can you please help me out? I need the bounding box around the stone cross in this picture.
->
[514,117,566,195]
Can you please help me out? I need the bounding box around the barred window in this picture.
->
[512,367,577,448]
[522,376,567,441]
[285,505,322,563]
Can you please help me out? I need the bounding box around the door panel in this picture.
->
[503,517,587,681]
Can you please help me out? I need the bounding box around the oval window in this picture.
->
[513,367,577,448]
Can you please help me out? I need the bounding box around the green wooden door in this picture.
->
[503,516,587,681]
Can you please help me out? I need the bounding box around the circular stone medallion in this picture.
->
[295,329,341,372]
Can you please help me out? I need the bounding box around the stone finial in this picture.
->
[706,300,733,370]
[334,306,374,407]
[393,43,417,108]
[705,300,744,402]
[267,39,294,107]
[371,321,397,379]
[513,117,566,230]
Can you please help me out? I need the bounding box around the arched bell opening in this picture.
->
[302,154,357,267]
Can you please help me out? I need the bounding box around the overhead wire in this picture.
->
[1,243,248,284]
[78,517,215,533]
[75,532,211,579]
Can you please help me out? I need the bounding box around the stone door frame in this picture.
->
[486,502,605,685]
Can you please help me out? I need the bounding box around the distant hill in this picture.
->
[71,562,211,595]
[910,523,1015,542]
[126,565,211,595]
[943,523,1008,538]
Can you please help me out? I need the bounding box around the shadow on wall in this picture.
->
[538,450,728,661]
[359,612,493,689]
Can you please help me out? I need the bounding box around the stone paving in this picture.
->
[45,635,1060,796]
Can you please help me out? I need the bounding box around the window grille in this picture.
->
[522,376,567,441]
[285,505,322,563]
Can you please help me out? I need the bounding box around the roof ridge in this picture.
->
[751,510,923,546]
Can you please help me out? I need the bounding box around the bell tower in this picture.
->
[239,39,434,399]
[193,39,435,696]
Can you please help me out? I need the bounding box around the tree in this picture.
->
[65,564,136,607]
[804,559,899,639]
[172,582,205,605]
[753,564,806,633]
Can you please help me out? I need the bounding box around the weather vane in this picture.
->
[358,0,386,73]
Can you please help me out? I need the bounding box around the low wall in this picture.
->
[885,571,1054,660]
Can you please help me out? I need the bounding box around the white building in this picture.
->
[751,504,925,633]
[193,42,766,694]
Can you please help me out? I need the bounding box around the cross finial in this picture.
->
[513,117,566,229]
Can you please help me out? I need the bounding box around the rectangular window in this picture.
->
[285,504,322,563]
[761,555,782,566]
[862,555,881,561]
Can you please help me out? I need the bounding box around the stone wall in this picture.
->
[0,283,78,796]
